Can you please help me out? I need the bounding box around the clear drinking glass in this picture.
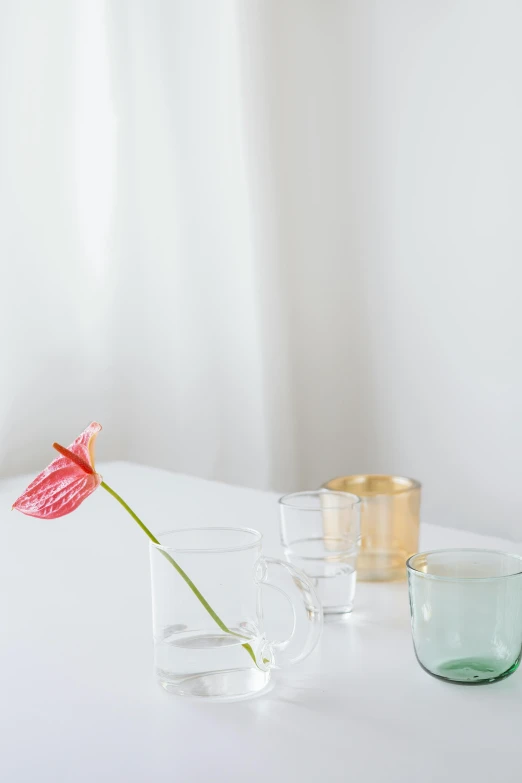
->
[407,549,522,684]
[279,490,361,616]
[323,475,421,581]
[150,527,323,700]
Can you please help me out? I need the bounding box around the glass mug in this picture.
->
[323,475,421,581]
[150,527,323,700]
[407,549,522,684]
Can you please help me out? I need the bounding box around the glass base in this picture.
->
[324,604,353,618]
[419,655,521,685]
[158,667,271,701]
[357,550,408,582]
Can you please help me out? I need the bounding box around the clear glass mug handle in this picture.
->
[254,555,323,669]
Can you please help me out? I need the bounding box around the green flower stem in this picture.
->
[100,480,257,665]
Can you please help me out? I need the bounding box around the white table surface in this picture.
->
[2,462,522,782]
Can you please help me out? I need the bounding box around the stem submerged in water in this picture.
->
[99,481,257,665]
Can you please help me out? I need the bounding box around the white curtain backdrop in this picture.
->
[1,1,522,539]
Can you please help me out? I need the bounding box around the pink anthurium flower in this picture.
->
[13,422,102,519]
[12,423,257,665]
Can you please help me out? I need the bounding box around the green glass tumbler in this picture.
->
[407,549,522,684]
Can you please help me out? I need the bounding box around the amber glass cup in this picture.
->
[322,475,421,581]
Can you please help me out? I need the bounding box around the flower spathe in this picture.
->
[13,422,102,519]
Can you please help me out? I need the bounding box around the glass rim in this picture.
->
[406,548,522,582]
[323,474,421,496]
[152,526,263,554]
[278,489,361,511]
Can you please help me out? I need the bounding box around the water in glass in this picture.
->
[284,537,358,615]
